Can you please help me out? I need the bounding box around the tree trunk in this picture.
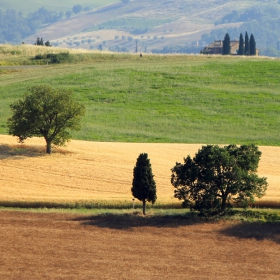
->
[142,199,146,215]
[46,140,52,154]
[221,195,227,213]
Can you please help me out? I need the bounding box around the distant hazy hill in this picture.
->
[0,0,117,15]
[2,0,280,56]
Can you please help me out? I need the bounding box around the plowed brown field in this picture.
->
[1,210,280,279]
[0,135,279,204]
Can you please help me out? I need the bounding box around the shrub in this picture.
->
[46,52,71,64]
[35,54,44,60]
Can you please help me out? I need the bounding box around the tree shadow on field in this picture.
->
[0,144,71,159]
[0,144,45,159]
[73,212,203,230]
[219,222,280,244]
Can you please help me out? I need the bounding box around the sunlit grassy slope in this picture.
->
[0,45,279,146]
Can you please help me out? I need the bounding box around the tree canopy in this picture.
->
[238,33,244,55]
[249,33,256,55]
[222,33,231,55]
[245,31,250,55]
[72,5,83,15]
[131,153,157,215]
[171,144,267,216]
[7,85,85,154]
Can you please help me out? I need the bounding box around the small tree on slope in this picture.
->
[132,153,157,215]
[8,85,85,154]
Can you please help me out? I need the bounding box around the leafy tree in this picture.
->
[7,85,85,154]
[65,11,73,18]
[45,40,52,47]
[84,7,91,12]
[72,5,83,15]
[222,33,231,55]
[171,144,267,216]
[132,153,157,215]
[238,33,244,55]
[249,33,256,55]
[245,31,250,55]
[35,37,44,46]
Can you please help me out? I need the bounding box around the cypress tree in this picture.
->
[222,33,231,55]
[249,33,256,55]
[238,33,244,55]
[131,153,157,215]
[245,31,250,55]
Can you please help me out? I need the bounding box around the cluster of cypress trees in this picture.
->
[222,32,256,55]
[222,33,231,55]
[238,31,256,55]
[35,37,51,47]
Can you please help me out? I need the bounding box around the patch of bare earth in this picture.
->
[0,211,279,279]
[0,135,279,204]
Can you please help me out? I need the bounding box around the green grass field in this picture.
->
[1,0,118,14]
[1,205,280,222]
[0,47,280,146]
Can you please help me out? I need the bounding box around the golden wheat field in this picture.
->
[0,134,279,204]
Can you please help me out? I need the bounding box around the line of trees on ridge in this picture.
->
[223,31,256,55]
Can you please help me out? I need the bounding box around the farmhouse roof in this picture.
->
[202,39,240,55]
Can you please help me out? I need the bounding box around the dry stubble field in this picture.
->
[0,134,280,204]
[1,210,280,279]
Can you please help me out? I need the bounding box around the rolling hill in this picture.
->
[25,0,256,53]
[2,0,280,55]
[0,0,117,15]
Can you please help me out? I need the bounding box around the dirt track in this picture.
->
[0,210,280,280]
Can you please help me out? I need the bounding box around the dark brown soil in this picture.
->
[1,211,280,280]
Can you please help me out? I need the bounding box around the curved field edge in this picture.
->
[0,135,279,206]
[0,48,280,146]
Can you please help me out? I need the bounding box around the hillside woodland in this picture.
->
[1,0,280,56]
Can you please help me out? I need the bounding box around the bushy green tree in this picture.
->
[171,144,267,216]
[249,33,256,55]
[72,5,83,14]
[238,33,244,55]
[44,40,52,47]
[7,85,85,154]
[132,153,157,215]
[222,33,231,55]
[65,11,73,18]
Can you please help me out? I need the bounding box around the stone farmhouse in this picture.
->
[201,40,259,55]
